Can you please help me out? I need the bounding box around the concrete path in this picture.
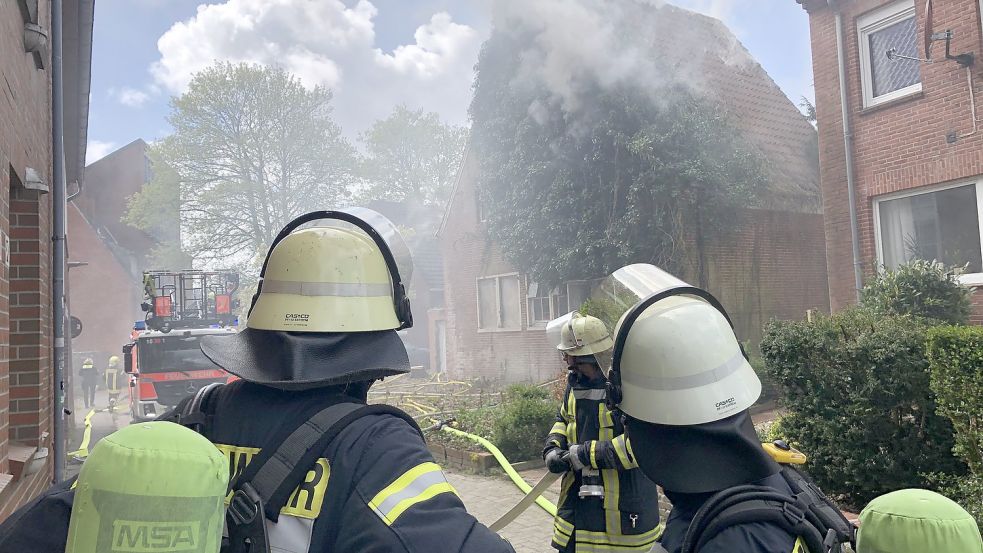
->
[446,466,561,553]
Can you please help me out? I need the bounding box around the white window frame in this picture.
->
[857,0,922,109]
[525,279,554,328]
[872,178,983,286]
[476,273,522,332]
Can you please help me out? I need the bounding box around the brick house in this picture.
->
[0,0,93,517]
[798,0,983,316]
[435,6,831,383]
[68,140,158,370]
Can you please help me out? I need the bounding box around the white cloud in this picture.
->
[86,140,117,165]
[151,0,482,132]
[114,87,151,107]
[374,12,476,78]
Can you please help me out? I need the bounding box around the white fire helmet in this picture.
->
[582,264,761,426]
[553,312,614,357]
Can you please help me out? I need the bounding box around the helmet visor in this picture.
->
[580,264,693,372]
[305,207,414,287]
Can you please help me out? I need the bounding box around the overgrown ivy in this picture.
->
[468,30,768,287]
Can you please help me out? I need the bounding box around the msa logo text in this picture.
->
[112,520,200,552]
[284,313,310,321]
[715,397,737,411]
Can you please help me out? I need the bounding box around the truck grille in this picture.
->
[153,378,226,407]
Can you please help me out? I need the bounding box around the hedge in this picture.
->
[927,326,983,523]
[761,308,964,508]
[861,260,971,324]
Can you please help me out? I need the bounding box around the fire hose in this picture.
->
[427,419,559,531]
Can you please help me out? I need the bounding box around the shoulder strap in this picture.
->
[235,402,422,523]
[681,467,856,553]
[175,382,224,433]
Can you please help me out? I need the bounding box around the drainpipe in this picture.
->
[830,0,865,301]
[51,0,67,483]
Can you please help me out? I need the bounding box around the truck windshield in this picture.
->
[137,335,216,373]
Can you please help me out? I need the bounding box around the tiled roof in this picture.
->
[646,4,822,213]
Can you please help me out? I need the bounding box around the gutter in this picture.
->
[830,0,865,301]
[51,0,68,483]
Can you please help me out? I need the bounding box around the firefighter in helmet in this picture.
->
[587,264,856,553]
[104,356,122,411]
[78,358,99,410]
[163,209,513,553]
[542,312,662,552]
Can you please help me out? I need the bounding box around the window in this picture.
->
[874,181,983,284]
[527,282,553,325]
[477,274,521,330]
[858,0,921,108]
[526,279,600,326]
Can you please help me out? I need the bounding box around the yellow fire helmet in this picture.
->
[200,209,415,389]
[556,313,613,357]
[108,356,120,367]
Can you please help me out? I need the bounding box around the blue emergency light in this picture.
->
[133,321,147,331]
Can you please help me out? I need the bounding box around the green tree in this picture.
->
[122,149,189,268]
[127,63,357,270]
[359,105,467,208]
[469,31,767,287]
[861,260,972,324]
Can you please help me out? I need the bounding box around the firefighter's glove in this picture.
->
[565,444,587,471]
[545,448,570,474]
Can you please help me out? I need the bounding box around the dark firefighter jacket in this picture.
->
[0,381,514,553]
[657,472,806,553]
[544,376,662,552]
[177,380,515,553]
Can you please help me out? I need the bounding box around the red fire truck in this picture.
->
[122,270,240,421]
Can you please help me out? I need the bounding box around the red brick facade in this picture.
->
[0,0,93,518]
[800,0,983,311]
[0,0,56,512]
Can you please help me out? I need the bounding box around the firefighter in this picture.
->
[78,358,99,410]
[164,209,513,553]
[588,264,838,553]
[543,313,662,552]
[857,489,982,553]
[104,355,122,411]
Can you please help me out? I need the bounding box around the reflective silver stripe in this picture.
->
[371,470,448,519]
[262,280,391,297]
[573,388,607,401]
[622,352,746,391]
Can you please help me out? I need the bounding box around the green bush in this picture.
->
[761,308,964,508]
[861,260,971,324]
[492,384,557,461]
[927,326,983,477]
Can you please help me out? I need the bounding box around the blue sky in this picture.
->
[86,0,814,164]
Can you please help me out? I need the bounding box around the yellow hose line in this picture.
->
[68,409,96,458]
[439,424,557,517]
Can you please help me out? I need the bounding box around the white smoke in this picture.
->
[490,0,757,116]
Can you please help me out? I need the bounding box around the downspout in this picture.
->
[51,0,68,483]
[830,0,865,301]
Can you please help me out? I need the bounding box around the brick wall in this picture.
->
[439,153,830,382]
[67,203,142,364]
[0,0,56,515]
[804,0,983,310]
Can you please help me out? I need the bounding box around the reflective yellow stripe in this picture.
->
[625,434,637,462]
[612,435,634,468]
[590,440,598,468]
[368,462,457,525]
[577,524,662,544]
[574,542,657,552]
[792,536,808,553]
[567,388,578,442]
[599,403,621,533]
[550,421,567,435]
[553,515,574,547]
